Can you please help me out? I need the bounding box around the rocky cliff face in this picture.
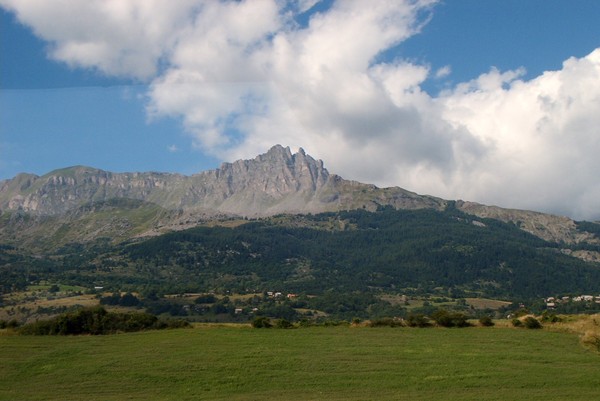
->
[0,145,443,218]
[455,201,600,245]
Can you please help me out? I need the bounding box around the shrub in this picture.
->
[514,308,530,318]
[541,312,562,323]
[298,319,314,327]
[100,293,121,306]
[18,306,184,335]
[101,310,157,333]
[322,320,349,327]
[154,318,191,329]
[0,319,19,329]
[118,292,140,307]
[523,316,542,329]
[195,294,217,304]
[511,318,523,327]
[479,316,495,327]
[367,317,404,327]
[431,309,471,328]
[406,313,431,328]
[276,319,294,329]
[251,316,272,328]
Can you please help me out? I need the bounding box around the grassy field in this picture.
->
[1,324,600,401]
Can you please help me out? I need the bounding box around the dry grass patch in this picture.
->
[28,294,98,308]
[545,314,600,352]
[379,294,409,305]
[0,294,100,323]
[465,297,512,310]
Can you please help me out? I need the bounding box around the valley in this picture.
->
[1,147,600,325]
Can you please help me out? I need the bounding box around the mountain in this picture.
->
[0,145,444,247]
[0,145,443,216]
[2,146,600,314]
[0,145,598,253]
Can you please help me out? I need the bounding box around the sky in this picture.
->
[1,0,599,221]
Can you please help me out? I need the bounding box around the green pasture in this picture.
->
[1,326,599,401]
[26,284,87,293]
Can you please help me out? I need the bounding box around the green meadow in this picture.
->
[1,326,599,401]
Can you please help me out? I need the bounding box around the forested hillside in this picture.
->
[124,206,600,299]
[3,206,598,304]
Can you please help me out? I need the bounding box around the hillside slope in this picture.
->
[2,207,599,301]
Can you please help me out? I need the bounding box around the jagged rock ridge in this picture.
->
[0,145,443,217]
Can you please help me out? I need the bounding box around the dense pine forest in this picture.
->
[3,206,600,308]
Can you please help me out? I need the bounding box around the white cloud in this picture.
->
[294,0,320,13]
[0,0,200,79]
[437,50,600,219]
[2,0,599,220]
[434,65,451,79]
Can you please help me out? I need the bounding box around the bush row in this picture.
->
[512,316,543,329]
[18,306,190,335]
[252,310,499,329]
[0,319,19,329]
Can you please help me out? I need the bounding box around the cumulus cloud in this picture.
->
[1,0,599,220]
[438,50,600,219]
[434,65,451,79]
[0,0,200,79]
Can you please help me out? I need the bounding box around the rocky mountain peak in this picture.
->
[262,144,294,160]
[0,145,336,216]
[213,145,329,197]
[1,145,598,251]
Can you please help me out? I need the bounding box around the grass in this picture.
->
[0,291,99,323]
[1,325,600,401]
[23,284,89,296]
[547,313,600,352]
[465,297,512,310]
[378,295,512,312]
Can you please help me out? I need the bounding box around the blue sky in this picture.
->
[0,7,220,176]
[1,0,600,220]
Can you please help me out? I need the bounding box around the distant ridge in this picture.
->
[0,145,444,216]
[0,145,598,251]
